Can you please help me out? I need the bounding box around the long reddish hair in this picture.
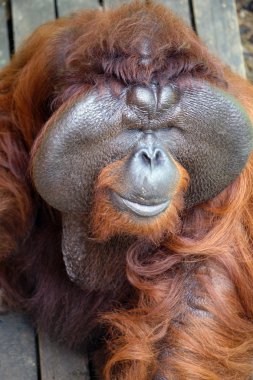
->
[100,73,253,379]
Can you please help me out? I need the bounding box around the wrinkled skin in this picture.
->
[33,82,252,289]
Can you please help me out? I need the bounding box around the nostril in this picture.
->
[139,148,164,167]
[154,149,162,162]
[141,151,152,165]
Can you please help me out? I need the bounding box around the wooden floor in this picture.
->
[0,313,90,380]
[0,0,246,379]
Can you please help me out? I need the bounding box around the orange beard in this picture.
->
[91,156,189,242]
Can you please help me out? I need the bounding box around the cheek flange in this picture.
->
[165,84,253,208]
[32,81,253,215]
[32,87,139,213]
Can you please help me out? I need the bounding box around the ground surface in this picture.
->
[237,0,253,81]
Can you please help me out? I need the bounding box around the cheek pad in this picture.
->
[32,83,253,213]
[166,84,253,207]
[32,89,140,213]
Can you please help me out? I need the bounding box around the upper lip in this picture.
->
[112,192,169,217]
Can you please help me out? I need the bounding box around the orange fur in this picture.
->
[92,156,189,241]
[101,155,253,380]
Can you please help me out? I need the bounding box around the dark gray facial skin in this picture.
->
[31,81,253,290]
[33,80,253,213]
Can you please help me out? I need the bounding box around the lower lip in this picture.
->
[111,192,169,217]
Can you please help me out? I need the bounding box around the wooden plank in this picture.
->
[12,0,55,49]
[57,0,99,17]
[103,0,191,24]
[0,0,9,67]
[103,0,132,8]
[103,0,190,24]
[192,0,246,76]
[0,313,37,380]
[39,333,90,380]
[160,0,191,25]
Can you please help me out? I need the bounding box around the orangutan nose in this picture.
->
[127,143,179,202]
[138,147,164,169]
[126,84,177,117]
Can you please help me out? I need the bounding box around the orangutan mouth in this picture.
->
[111,192,169,217]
